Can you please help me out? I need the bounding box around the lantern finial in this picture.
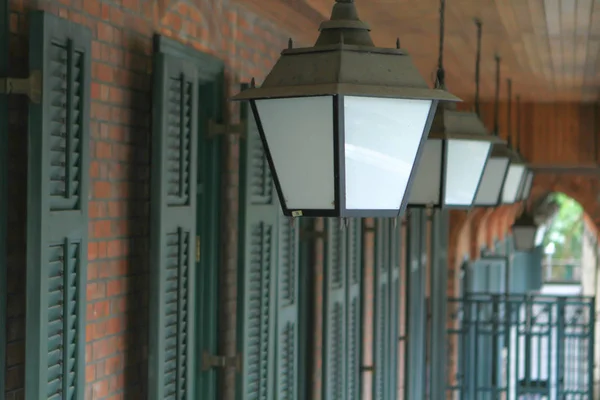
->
[315,0,373,46]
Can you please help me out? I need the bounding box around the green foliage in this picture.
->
[542,192,584,260]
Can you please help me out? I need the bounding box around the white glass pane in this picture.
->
[344,96,432,210]
[521,172,534,200]
[502,165,526,204]
[407,140,442,205]
[535,225,546,246]
[513,226,537,251]
[474,158,510,205]
[256,96,335,210]
[444,140,491,206]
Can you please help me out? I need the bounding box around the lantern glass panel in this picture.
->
[513,225,537,251]
[474,158,510,205]
[344,96,432,210]
[502,164,526,204]
[255,96,335,210]
[444,140,491,205]
[521,171,534,200]
[407,139,443,205]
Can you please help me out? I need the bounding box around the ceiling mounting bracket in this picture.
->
[0,70,42,103]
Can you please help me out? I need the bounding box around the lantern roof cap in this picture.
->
[513,211,537,227]
[428,105,504,143]
[232,0,460,103]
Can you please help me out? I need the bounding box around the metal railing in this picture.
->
[447,293,595,399]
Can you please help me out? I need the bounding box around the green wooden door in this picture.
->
[405,210,427,399]
[323,218,363,400]
[150,36,224,400]
[25,11,91,400]
[372,218,401,400]
[0,0,10,394]
[237,95,300,400]
[0,0,7,396]
[324,219,347,400]
[345,219,362,400]
[373,218,390,400]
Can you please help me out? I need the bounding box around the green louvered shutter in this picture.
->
[274,216,299,400]
[345,219,362,400]
[238,106,277,400]
[148,52,198,400]
[0,0,7,395]
[324,219,347,400]
[405,210,427,399]
[373,218,391,400]
[387,221,400,398]
[25,11,91,400]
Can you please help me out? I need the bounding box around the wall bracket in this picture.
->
[201,351,242,372]
[207,119,247,139]
[0,71,42,103]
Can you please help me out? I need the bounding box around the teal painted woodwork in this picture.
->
[405,210,427,400]
[25,11,91,400]
[429,210,449,400]
[322,218,363,400]
[324,219,347,400]
[151,36,224,400]
[373,218,401,400]
[0,0,7,396]
[511,245,543,294]
[148,51,199,400]
[237,91,300,400]
[345,219,362,400]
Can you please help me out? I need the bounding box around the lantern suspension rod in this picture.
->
[474,18,482,116]
[493,55,501,136]
[436,0,447,88]
[516,95,521,153]
[507,78,512,148]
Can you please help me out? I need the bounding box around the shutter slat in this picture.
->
[26,11,90,400]
[148,53,198,400]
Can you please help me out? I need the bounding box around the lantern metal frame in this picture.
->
[232,0,459,218]
[519,170,534,201]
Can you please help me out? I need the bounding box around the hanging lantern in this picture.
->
[512,211,538,251]
[407,13,499,208]
[232,0,459,218]
[407,107,501,207]
[472,55,512,207]
[500,80,528,205]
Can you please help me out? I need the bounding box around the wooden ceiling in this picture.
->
[234,0,600,102]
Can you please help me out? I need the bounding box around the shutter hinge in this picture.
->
[196,236,200,263]
[207,119,247,139]
[201,351,242,372]
[0,71,42,103]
